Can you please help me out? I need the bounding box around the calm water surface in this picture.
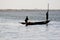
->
[0,10,60,40]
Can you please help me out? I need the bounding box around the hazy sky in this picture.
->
[0,0,60,9]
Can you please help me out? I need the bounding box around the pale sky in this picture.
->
[0,0,60,9]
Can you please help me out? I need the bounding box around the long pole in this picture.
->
[46,3,49,21]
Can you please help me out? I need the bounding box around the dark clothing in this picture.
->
[25,16,29,26]
[46,11,48,21]
[25,16,29,23]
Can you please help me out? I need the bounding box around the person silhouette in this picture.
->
[25,16,29,26]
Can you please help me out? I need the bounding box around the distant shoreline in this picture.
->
[0,9,60,11]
